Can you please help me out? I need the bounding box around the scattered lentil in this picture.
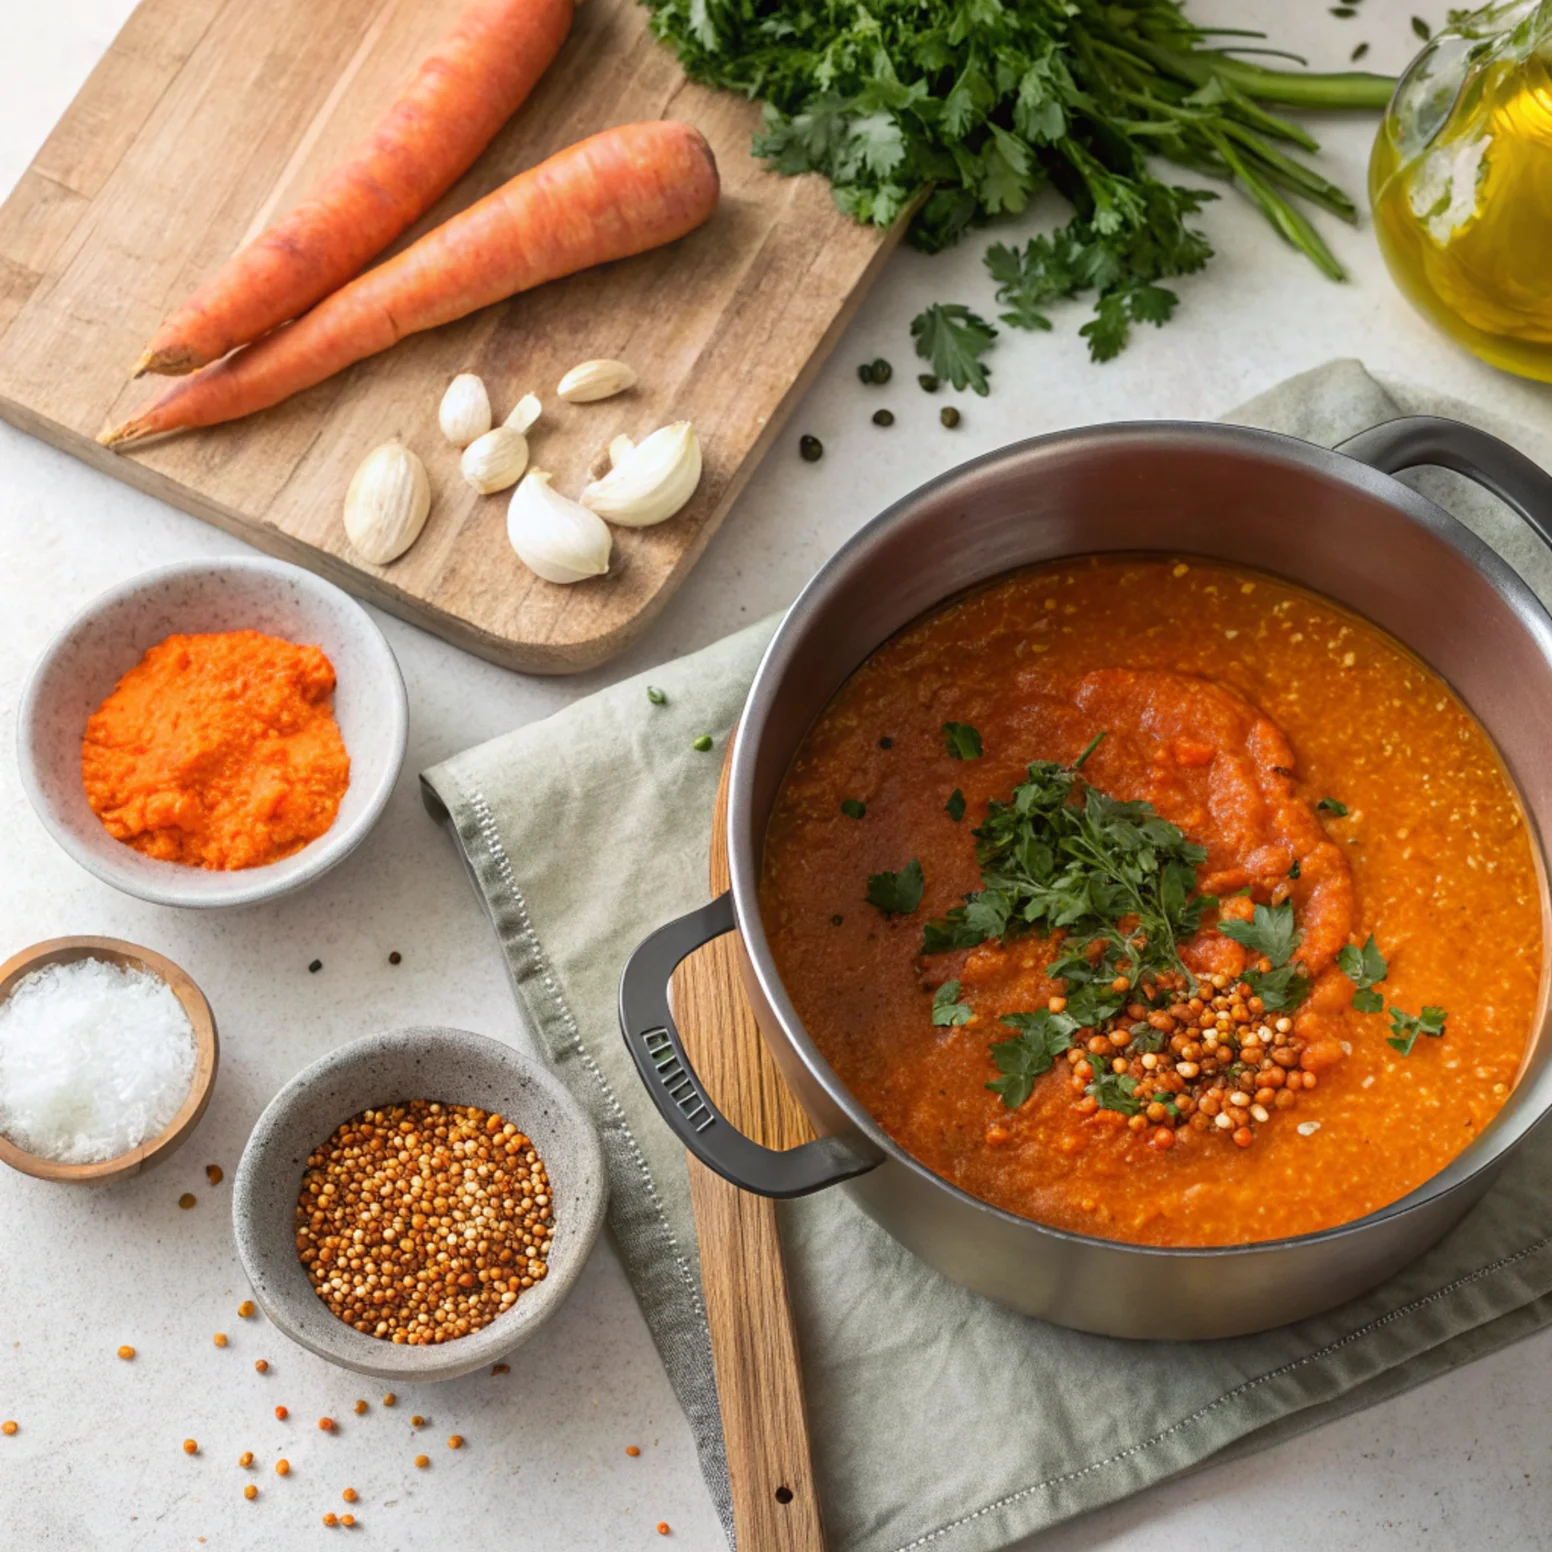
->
[213,1333,228,1347]
[275,1459,290,1476]
[918,373,940,392]
[870,357,893,383]
[856,362,874,385]
[239,1452,254,1468]
[319,1416,336,1431]
[295,1101,555,1345]
[353,1400,368,1415]
[657,1524,671,1536]
[447,1434,464,1449]
[626,1445,641,1457]
[117,1345,135,1360]
[414,1454,430,1469]
[490,1364,509,1376]
[178,1193,197,1210]
[342,1488,358,1503]
[254,1360,269,1374]
[206,1164,224,1186]
[411,1415,425,1428]
[238,1301,255,1319]
[0,1421,15,1436]
[275,1405,288,1420]
[243,1484,257,1500]
[323,1512,338,1526]
[798,434,823,463]
[382,1393,396,1407]
[341,1514,356,1527]
[183,1439,198,1455]
[646,686,668,706]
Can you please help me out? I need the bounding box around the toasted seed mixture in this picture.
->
[295,1101,554,1344]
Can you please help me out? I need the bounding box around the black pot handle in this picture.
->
[1336,415,1552,544]
[619,892,882,1198]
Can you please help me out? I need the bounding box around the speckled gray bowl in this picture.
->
[232,1027,607,1381]
[17,556,407,909]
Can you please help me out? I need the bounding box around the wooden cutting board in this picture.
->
[0,0,897,674]
[672,745,826,1550]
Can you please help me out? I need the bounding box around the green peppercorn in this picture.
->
[799,434,823,462]
[918,374,940,393]
[870,358,892,384]
[647,686,668,706]
[857,363,875,384]
[692,734,714,753]
[872,409,894,427]
[940,406,962,428]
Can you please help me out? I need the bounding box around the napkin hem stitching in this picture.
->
[892,1226,1552,1550]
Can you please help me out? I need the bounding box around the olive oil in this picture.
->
[1370,2,1552,380]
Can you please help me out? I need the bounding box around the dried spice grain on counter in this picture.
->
[82,630,349,870]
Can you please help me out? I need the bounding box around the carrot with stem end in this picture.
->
[102,121,720,447]
[135,0,574,378]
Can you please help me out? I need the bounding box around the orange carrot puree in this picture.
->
[82,630,349,870]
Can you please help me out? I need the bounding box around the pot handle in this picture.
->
[1336,415,1552,542]
[619,892,882,1198]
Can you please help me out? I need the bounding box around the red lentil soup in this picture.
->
[760,555,1544,1247]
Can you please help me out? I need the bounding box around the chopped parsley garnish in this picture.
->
[1337,934,1388,1014]
[1087,1070,1142,1117]
[1219,899,1312,1012]
[942,722,983,760]
[946,788,967,823]
[1317,797,1349,816]
[921,747,1208,989]
[1387,1004,1447,1056]
[866,859,924,915]
[1288,859,1301,880]
[911,304,997,396]
[840,798,867,820]
[986,1008,1076,1107]
[931,979,973,1027]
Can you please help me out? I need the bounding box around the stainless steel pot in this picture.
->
[620,416,1552,1339]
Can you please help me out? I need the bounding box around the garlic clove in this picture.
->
[461,426,529,494]
[507,470,611,584]
[439,372,492,446]
[343,441,431,565]
[557,358,637,403]
[505,392,542,435]
[580,421,701,528]
[608,433,636,468]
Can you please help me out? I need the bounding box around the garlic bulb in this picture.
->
[343,441,430,565]
[507,471,611,584]
[580,421,701,528]
[439,372,492,446]
[505,392,542,434]
[461,426,529,494]
[557,358,637,403]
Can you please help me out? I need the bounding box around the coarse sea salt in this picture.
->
[0,958,196,1164]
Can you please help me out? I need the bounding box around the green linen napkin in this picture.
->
[421,360,1552,1552]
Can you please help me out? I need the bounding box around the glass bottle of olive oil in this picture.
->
[1370,0,1552,381]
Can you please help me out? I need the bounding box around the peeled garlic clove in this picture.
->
[557,358,637,403]
[439,372,492,446]
[580,421,701,528]
[343,441,430,565]
[507,470,611,584]
[608,433,636,468]
[461,426,529,495]
[505,393,542,434]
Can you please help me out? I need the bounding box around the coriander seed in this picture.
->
[940,406,961,428]
[918,373,940,392]
[856,362,875,384]
[870,357,893,383]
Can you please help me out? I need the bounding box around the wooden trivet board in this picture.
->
[0,0,897,674]
[671,748,825,1549]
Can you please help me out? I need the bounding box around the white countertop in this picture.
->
[3,2,1551,1548]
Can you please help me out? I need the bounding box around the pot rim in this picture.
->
[727,417,1552,1260]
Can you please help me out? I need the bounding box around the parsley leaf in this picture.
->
[931,979,973,1027]
[840,798,867,820]
[946,788,967,823]
[986,1008,1077,1108]
[1317,797,1349,816]
[1087,1070,1141,1116]
[1218,901,1301,967]
[1244,962,1312,1012]
[911,305,996,396]
[1387,1004,1448,1055]
[867,859,924,915]
[1338,934,1388,1014]
[942,722,983,760]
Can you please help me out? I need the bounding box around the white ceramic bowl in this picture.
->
[232,1027,608,1381]
[18,557,407,909]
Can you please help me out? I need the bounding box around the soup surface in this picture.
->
[760,556,1544,1246]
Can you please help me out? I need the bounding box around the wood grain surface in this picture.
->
[0,0,898,673]
[671,747,825,1550]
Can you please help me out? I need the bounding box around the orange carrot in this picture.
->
[135,0,574,377]
[103,122,719,448]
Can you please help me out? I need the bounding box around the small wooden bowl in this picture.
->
[0,937,218,1185]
